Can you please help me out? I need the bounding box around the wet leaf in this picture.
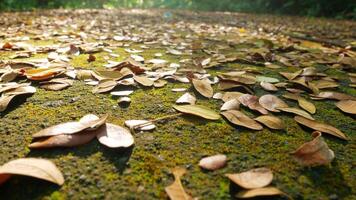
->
[259,94,288,112]
[97,123,134,148]
[236,187,285,199]
[221,110,263,130]
[165,167,193,200]
[0,158,64,185]
[226,167,273,189]
[173,105,220,120]
[254,115,284,130]
[192,78,213,98]
[291,131,334,166]
[294,116,347,140]
[335,100,356,115]
[199,154,227,171]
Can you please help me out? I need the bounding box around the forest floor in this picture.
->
[0,9,355,200]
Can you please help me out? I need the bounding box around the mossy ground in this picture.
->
[0,9,355,200]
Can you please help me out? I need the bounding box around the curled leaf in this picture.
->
[176,93,196,105]
[220,99,240,111]
[291,131,334,166]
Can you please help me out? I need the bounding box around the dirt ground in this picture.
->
[0,9,355,200]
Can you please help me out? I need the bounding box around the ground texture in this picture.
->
[0,9,355,200]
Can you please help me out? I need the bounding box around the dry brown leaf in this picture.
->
[294,116,347,140]
[198,154,227,171]
[220,99,240,111]
[238,94,268,114]
[236,187,285,199]
[335,100,356,115]
[174,105,220,120]
[134,75,154,87]
[92,79,117,93]
[24,67,65,81]
[311,91,356,101]
[291,131,334,166]
[277,107,314,120]
[226,167,273,189]
[260,81,278,92]
[254,115,284,130]
[97,123,134,148]
[0,158,64,185]
[298,97,316,114]
[165,167,193,200]
[32,114,108,138]
[40,78,74,91]
[0,95,15,112]
[176,93,196,105]
[192,78,213,98]
[221,110,263,130]
[259,94,288,112]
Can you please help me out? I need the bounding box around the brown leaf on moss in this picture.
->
[32,114,108,138]
[0,158,64,186]
[277,107,314,120]
[134,75,154,87]
[198,154,227,171]
[92,79,117,93]
[226,167,273,189]
[96,123,134,148]
[192,78,213,98]
[254,115,284,130]
[291,131,334,166]
[165,167,193,200]
[174,104,220,120]
[294,116,347,140]
[238,94,268,114]
[236,187,286,199]
[221,110,263,130]
[335,100,356,115]
[259,94,288,112]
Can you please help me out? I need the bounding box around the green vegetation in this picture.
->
[0,0,355,19]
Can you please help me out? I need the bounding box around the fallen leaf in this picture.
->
[294,116,347,140]
[0,158,64,185]
[254,115,284,130]
[226,167,273,189]
[335,100,356,115]
[238,94,268,114]
[176,93,196,105]
[259,94,288,112]
[97,123,134,148]
[192,78,213,98]
[165,167,193,200]
[311,91,356,101]
[298,97,316,114]
[32,114,108,138]
[92,79,117,93]
[220,99,240,111]
[236,187,285,199]
[173,105,220,120]
[291,131,334,166]
[198,154,227,171]
[134,75,154,87]
[277,107,314,120]
[260,81,278,92]
[221,110,263,130]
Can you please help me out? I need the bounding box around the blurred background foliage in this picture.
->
[0,0,355,19]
